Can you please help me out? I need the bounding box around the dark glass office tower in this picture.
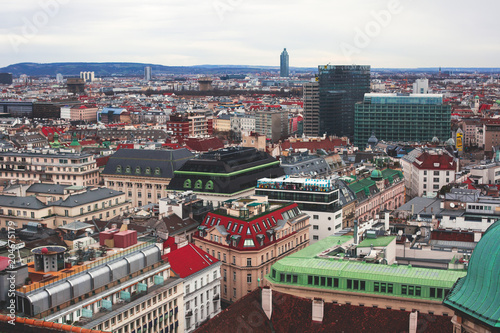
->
[318,65,370,138]
[280,48,289,77]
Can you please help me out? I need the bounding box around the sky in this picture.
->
[0,0,499,69]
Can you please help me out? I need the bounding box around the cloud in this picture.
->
[0,0,499,68]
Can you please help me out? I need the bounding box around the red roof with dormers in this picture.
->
[165,243,219,278]
[281,137,349,153]
[413,152,457,171]
[196,203,302,251]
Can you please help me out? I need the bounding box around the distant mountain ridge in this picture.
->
[0,62,317,77]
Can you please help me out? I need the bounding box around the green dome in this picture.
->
[444,220,500,328]
[370,169,383,181]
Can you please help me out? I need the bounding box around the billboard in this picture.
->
[456,132,463,151]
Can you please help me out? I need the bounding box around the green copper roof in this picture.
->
[444,220,500,328]
[348,169,403,195]
[358,236,396,248]
[271,235,465,288]
[371,169,383,180]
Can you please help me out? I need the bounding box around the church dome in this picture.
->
[367,132,378,146]
[370,169,383,181]
[431,136,439,143]
[444,220,500,329]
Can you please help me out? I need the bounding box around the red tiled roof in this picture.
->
[281,137,348,153]
[413,152,456,171]
[197,203,300,251]
[181,137,224,152]
[165,243,218,278]
[195,288,453,333]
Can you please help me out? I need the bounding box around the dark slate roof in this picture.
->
[195,288,453,333]
[161,215,199,235]
[49,188,124,207]
[101,148,194,179]
[0,195,46,209]
[26,183,71,195]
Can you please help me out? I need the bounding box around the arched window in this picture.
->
[183,179,192,188]
[194,180,203,190]
[116,165,122,173]
[135,166,141,174]
[205,180,214,190]
[145,167,152,175]
[125,165,131,174]
[154,167,161,176]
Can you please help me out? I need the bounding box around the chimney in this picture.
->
[353,220,359,245]
[409,311,418,333]
[312,299,324,323]
[262,287,272,320]
[384,212,389,231]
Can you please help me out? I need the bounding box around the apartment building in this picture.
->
[193,195,310,305]
[0,148,99,187]
[0,186,130,229]
[102,148,194,207]
[13,239,184,333]
[166,242,221,332]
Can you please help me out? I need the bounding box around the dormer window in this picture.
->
[195,180,203,190]
[135,166,141,174]
[145,167,152,175]
[183,179,192,189]
[125,165,131,174]
[154,167,161,176]
[116,165,122,173]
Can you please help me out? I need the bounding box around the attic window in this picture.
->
[116,165,122,173]
[194,180,203,190]
[125,165,131,174]
[135,166,141,174]
[183,179,192,189]
[145,167,152,175]
[205,180,214,191]
[154,167,161,176]
[243,239,254,247]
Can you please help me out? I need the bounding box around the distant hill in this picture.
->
[0,62,317,77]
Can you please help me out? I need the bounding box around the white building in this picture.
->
[166,242,221,332]
[401,148,458,198]
[413,78,429,94]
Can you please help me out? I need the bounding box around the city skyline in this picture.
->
[1,0,499,69]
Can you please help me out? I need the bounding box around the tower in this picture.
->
[303,80,320,136]
[144,66,152,81]
[280,48,289,77]
[318,65,370,138]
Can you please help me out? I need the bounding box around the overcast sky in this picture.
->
[0,0,499,68]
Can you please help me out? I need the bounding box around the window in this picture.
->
[313,215,319,219]
[233,271,236,281]
[233,288,236,298]
[434,171,439,176]
[246,258,251,267]
[247,274,252,283]
[313,225,319,230]
[313,235,319,240]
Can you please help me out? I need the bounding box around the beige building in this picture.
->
[70,104,98,122]
[0,186,130,229]
[242,132,266,151]
[213,115,231,132]
[0,149,99,188]
[193,195,310,304]
[102,148,193,207]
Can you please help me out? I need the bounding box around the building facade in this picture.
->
[318,65,370,138]
[255,110,289,143]
[354,93,452,148]
[255,176,343,243]
[280,48,289,77]
[302,81,320,137]
[102,148,194,207]
[193,196,310,305]
[0,149,99,187]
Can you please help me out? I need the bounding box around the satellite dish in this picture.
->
[450,202,455,208]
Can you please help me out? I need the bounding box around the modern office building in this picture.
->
[255,109,289,143]
[318,65,370,138]
[102,148,194,207]
[0,73,13,85]
[303,81,320,136]
[193,195,310,305]
[144,66,152,81]
[255,176,343,243]
[280,48,289,77]
[267,234,466,316]
[354,93,452,148]
[167,147,285,204]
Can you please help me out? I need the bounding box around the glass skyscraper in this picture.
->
[280,48,289,77]
[354,93,452,148]
[318,65,370,138]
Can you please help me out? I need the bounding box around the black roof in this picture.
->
[102,148,194,179]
